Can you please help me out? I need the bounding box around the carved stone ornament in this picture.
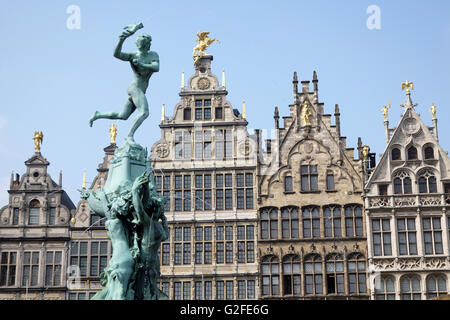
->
[402,118,419,135]
[238,140,252,157]
[213,95,223,106]
[155,143,170,159]
[197,77,211,90]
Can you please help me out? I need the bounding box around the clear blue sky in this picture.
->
[1,0,449,205]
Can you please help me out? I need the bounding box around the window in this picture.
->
[301,165,318,191]
[161,243,170,266]
[284,176,293,192]
[194,174,212,210]
[423,217,443,255]
[173,227,191,265]
[174,282,182,300]
[215,130,232,159]
[12,208,19,225]
[408,146,418,160]
[0,252,16,287]
[194,226,212,264]
[194,130,211,159]
[216,226,233,264]
[304,254,323,295]
[47,207,56,225]
[23,251,40,286]
[174,175,191,211]
[247,280,255,299]
[90,242,109,276]
[70,241,88,277]
[216,173,233,210]
[345,205,363,237]
[372,218,392,256]
[326,254,345,295]
[397,218,417,255]
[215,107,223,120]
[68,292,87,300]
[393,171,412,194]
[155,175,171,212]
[216,281,224,300]
[91,214,105,227]
[261,208,278,239]
[194,99,212,120]
[347,253,367,294]
[237,225,255,263]
[183,108,191,120]
[424,146,434,160]
[282,255,301,295]
[261,256,279,296]
[418,170,437,193]
[238,280,246,299]
[392,148,401,160]
[281,207,299,239]
[45,251,62,286]
[175,130,192,159]
[375,276,395,300]
[324,206,341,238]
[183,282,191,300]
[161,282,170,297]
[379,185,388,196]
[326,173,335,191]
[29,199,40,225]
[236,173,253,209]
[302,207,320,238]
[226,280,234,299]
[426,275,447,299]
[400,276,421,300]
[204,281,212,300]
[195,281,203,300]
[225,227,233,263]
[445,184,450,194]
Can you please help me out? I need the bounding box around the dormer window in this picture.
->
[424,146,434,160]
[407,147,418,160]
[194,99,212,120]
[392,148,401,161]
[29,200,40,225]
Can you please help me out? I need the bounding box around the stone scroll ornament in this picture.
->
[80,23,168,300]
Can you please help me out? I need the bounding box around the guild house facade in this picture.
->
[255,72,370,300]
[363,86,450,300]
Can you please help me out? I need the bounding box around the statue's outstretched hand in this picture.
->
[119,30,132,40]
[132,174,148,192]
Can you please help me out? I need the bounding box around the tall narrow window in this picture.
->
[392,148,401,161]
[393,171,412,194]
[215,107,223,120]
[48,208,56,225]
[284,176,293,192]
[12,208,19,225]
[301,165,318,191]
[347,253,367,294]
[226,280,234,299]
[261,256,280,296]
[326,173,335,191]
[372,219,392,256]
[281,207,299,239]
[183,282,191,300]
[324,206,341,238]
[183,108,191,120]
[23,252,40,286]
[424,146,434,160]
[216,281,224,299]
[282,255,301,296]
[426,275,447,299]
[45,251,62,286]
[397,218,417,255]
[261,208,278,239]
[0,252,17,287]
[215,130,232,159]
[418,170,437,194]
[345,205,363,237]
[423,217,443,255]
[304,254,323,295]
[29,199,40,225]
[302,207,320,238]
[326,254,344,295]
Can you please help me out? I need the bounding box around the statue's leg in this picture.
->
[127,89,149,142]
[89,99,136,127]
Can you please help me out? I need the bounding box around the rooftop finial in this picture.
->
[33,131,43,153]
[222,69,226,87]
[430,102,437,119]
[109,124,117,144]
[161,104,165,122]
[82,171,86,189]
[181,71,185,89]
[193,31,219,66]
[242,101,246,120]
[381,99,391,121]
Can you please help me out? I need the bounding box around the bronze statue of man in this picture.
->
[89,23,160,143]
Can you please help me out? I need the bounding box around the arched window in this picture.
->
[281,207,299,239]
[261,255,279,296]
[345,205,363,237]
[284,175,293,192]
[29,199,40,225]
[326,254,344,294]
[424,146,434,160]
[418,170,437,194]
[375,276,396,300]
[408,146,418,160]
[304,254,323,295]
[393,171,412,194]
[426,275,447,299]
[282,255,301,295]
[260,208,278,239]
[324,206,341,238]
[302,207,320,238]
[392,148,401,161]
[400,275,421,300]
[347,253,367,294]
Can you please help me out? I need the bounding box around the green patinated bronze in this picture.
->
[80,23,168,300]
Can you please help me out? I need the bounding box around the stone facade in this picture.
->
[364,90,450,300]
[0,152,75,299]
[256,72,369,299]
[151,55,259,300]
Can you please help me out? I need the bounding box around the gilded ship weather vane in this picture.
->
[193,31,219,66]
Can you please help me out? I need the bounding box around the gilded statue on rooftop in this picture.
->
[193,31,219,66]
[382,100,391,121]
[33,131,43,153]
[301,100,312,126]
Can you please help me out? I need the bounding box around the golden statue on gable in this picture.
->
[33,131,43,153]
[301,100,312,126]
[381,99,391,121]
[193,31,219,66]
